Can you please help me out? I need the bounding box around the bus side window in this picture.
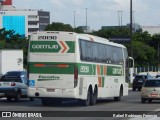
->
[98,44,103,63]
[93,42,99,62]
[110,46,114,64]
[79,39,87,61]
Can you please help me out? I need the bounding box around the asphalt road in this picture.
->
[0,90,160,120]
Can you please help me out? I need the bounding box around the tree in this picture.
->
[133,31,151,44]
[45,22,73,31]
[0,28,28,68]
[74,27,84,33]
[133,41,156,66]
[92,27,130,39]
[150,33,160,49]
[45,22,84,33]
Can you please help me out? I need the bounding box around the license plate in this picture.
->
[47,88,55,92]
[2,82,10,86]
[138,80,143,82]
[150,94,158,97]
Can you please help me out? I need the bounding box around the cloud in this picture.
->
[49,0,65,9]
[13,0,160,29]
[49,0,85,11]
[66,0,85,6]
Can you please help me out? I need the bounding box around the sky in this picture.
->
[13,0,160,30]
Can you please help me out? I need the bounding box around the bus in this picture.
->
[27,31,132,106]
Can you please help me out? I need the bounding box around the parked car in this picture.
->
[141,78,160,103]
[0,71,33,101]
[156,74,160,78]
[132,74,152,91]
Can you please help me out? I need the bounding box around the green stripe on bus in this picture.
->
[66,41,75,53]
[29,41,75,53]
[28,62,123,76]
[29,62,74,74]
[107,66,122,76]
[77,63,93,75]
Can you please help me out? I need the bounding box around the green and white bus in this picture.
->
[27,31,132,106]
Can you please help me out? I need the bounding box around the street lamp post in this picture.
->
[85,8,88,32]
[158,42,160,62]
[118,11,123,26]
[117,11,120,26]
[74,11,76,28]
[130,0,133,57]
[121,11,123,26]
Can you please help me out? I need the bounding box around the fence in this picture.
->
[136,66,158,73]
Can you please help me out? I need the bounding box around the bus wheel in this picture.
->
[114,88,122,101]
[132,87,136,91]
[29,97,34,101]
[7,96,12,101]
[41,98,48,106]
[91,87,97,105]
[141,98,146,103]
[53,99,62,105]
[148,99,152,103]
[81,88,91,106]
[15,92,21,102]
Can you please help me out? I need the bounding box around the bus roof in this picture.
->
[31,31,126,48]
[77,33,126,48]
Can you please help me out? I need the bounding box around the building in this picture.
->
[0,0,50,37]
[78,26,91,33]
[101,23,141,43]
[141,26,160,35]
[101,26,127,30]
[102,23,141,32]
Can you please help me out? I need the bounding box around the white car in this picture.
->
[0,71,34,102]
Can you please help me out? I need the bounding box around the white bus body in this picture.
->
[28,31,129,106]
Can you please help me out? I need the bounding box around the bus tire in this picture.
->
[138,88,141,91]
[81,88,91,106]
[91,87,98,105]
[52,99,62,105]
[132,87,136,91]
[7,96,12,101]
[141,98,146,103]
[41,98,48,106]
[29,97,34,101]
[15,92,21,102]
[114,87,123,101]
[148,99,152,103]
